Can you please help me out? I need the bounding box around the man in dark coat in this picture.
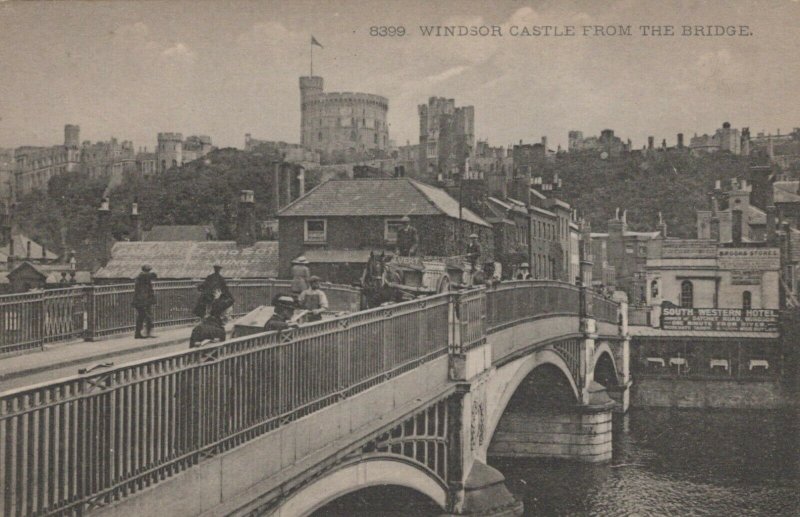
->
[466,233,482,272]
[395,216,419,257]
[133,265,156,338]
[189,288,231,348]
[194,265,232,318]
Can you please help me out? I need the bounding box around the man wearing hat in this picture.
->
[133,265,156,338]
[299,275,329,322]
[290,256,311,299]
[516,262,531,280]
[265,295,297,332]
[395,216,418,257]
[466,233,482,272]
[195,264,232,318]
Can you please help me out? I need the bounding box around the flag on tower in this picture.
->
[311,36,323,48]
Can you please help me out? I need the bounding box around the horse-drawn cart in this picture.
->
[388,255,470,295]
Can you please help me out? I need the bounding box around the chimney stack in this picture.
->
[731,210,743,244]
[658,211,668,238]
[541,136,548,149]
[766,205,777,245]
[236,190,256,247]
[95,197,112,270]
[677,133,684,148]
[26,240,31,259]
[130,199,142,241]
[648,136,654,150]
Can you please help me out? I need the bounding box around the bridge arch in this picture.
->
[485,349,581,448]
[271,455,448,517]
[591,342,620,388]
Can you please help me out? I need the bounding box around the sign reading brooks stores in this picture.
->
[662,307,779,333]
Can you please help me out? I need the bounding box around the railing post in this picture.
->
[83,284,96,341]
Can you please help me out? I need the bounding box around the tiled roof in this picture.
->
[278,178,490,227]
[774,181,800,203]
[143,225,216,242]
[94,241,278,279]
[0,234,58,261]
[629,325,778,339]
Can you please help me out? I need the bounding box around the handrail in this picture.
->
[0,279,362,354]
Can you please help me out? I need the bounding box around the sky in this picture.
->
[0,0,799,151]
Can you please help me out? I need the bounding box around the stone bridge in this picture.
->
[0,281,629,517]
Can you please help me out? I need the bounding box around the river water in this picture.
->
[314,408,800,516]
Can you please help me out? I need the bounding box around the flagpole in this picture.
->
[310,40,313,75]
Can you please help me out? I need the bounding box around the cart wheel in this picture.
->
[438,276,450,293]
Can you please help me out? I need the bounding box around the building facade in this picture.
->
[568,129,630,157]
[277,178,493,283]
[418,97,474,181]
[689,122,742,155]
[14,125,82,195]
[299,76,389,156]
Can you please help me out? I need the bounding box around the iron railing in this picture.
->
[590,291,620,325]
[0,280,361,354]
[485,281,582,332]
[0,293,451,517]
[628,306,650,326]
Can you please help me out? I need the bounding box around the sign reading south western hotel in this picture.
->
[662,307,779,333]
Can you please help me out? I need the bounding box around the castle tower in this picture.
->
[157,132,183,173]
[64,124,80,148]
[299,76,324,148]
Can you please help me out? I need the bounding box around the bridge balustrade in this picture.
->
[590,291,621,324]
[0,280,361,354]
[485,281,582,332]
[0,292,451,517]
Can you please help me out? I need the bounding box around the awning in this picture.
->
[629,325,779,339]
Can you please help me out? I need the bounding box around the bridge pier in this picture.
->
[487,386,615,463]
[447,324,524,516]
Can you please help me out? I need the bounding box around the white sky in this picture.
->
[0,0,798,150]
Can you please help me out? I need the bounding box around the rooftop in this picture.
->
[278,178,490,227]
[143,225,216,242]
[94,241,278,280]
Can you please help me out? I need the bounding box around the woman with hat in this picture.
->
[290,255,311,300]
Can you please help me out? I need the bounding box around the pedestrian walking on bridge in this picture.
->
[133,265,156,338]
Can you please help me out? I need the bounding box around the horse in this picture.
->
[360,252,403,309]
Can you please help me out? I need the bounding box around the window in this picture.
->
[651,279,659,298]
[304,219,327,243]
[384,219,405,243]
[680,280,694,308]
[742,291,752,310]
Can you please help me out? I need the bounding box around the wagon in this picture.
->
[387,255,472,296]
[231,305,348,338]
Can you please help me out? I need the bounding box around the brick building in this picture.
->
[277,178,493,283]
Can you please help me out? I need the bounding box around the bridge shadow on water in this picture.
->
[310,485,441,516]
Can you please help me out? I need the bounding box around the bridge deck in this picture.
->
[0,325,196,391]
